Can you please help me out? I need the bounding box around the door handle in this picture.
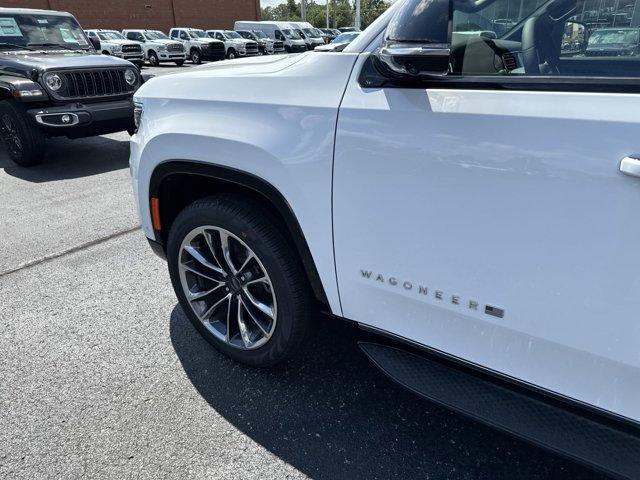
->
[620,157,640,178]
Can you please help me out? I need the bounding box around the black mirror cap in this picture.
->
[378,41,451,77]
[89,36,101,51]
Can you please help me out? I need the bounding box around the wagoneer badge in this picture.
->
[360,269,505,319]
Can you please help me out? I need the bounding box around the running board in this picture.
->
[359,342,640,480]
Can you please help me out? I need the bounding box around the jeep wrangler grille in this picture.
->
[56,69,134,99]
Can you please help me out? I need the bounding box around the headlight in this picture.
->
[114,45,122,53]
[44,73,63,91]
[157,44,167,51]
[133,102,143,129]
[124,68,137,86]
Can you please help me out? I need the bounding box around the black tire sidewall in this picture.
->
[167,199,307,366]
[191,49,201,64]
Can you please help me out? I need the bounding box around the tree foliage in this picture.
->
[261,0,392,29]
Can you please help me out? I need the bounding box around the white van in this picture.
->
[288,22,326,50]
[234,21,307,53]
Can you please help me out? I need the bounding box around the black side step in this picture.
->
[359,342,640,480]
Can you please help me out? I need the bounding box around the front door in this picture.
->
[333,0,640,421]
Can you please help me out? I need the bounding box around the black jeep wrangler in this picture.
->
[0,7,141,167]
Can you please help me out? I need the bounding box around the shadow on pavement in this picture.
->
[169,305,608,480]
[0,134,129,182]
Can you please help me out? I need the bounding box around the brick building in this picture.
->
[2,0,261,32]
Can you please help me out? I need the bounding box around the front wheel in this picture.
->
[0,101,45,167]
[174,60,185,66]
[148,51,159,66]
[167,196,313,367]
[227,49,237,59]
[191,49,201,64]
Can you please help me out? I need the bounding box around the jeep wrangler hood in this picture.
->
[0,51,134,76]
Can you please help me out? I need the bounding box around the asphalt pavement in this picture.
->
[0,63,611,480]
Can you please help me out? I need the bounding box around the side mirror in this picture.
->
[378,42,450,76]
[89,36,101,51]
[561,20,587,55]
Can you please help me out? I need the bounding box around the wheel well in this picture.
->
[190,47,200,54]
[154,169,330,310]
[102,50,110,55]
[148,49,157,56]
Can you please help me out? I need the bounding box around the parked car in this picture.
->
[85,29,144,67]
[122,29,186,66]
[586,27,640,56]
[131,0,640,478]
[0,7,140,167]
[338,26,358,33]
[234,21,307,53]
[236,30,284,55]
[319,28,338,42]
[315,32,360,52]
[206,30,258,59]
[289,22,326,50]
[169,28,226,64]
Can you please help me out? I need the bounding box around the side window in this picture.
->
[216,32,224,40]
[180,31,189,40]
[275,30,284,40]
[450,0,640,78]
[170,30,178,39]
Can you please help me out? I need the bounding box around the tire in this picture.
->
[191,49,201,64]
[167,195,313,367]
[174,60,185,66]
[285,45,291,53]
[148,51,159,67]
[227,49,237,60]
[0,100,45,167]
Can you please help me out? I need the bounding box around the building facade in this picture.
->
[2,0,261,32]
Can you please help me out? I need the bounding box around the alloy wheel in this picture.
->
[0,114,22,158]
[178,226,277,350]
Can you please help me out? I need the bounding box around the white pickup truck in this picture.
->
[130,0,640,476]
[85,29,144,67]
[169,28,226,64]
[122,30,186,66]
[206,30,259,59]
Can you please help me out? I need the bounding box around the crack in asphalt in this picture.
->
[0,226,141,279]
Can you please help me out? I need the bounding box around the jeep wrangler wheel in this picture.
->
[148,51,159,67]
[191,49,201,64]
[227,49,237,60]
[0,101,44,167]
[175,60,185,67]
[167,196,312,367]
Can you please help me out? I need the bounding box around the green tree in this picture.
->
[261,0,392,29]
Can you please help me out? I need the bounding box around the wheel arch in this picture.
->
[149,161,330,310]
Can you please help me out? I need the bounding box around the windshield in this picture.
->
[147,31,169,40]
[589,29,639,46]
[98,31,125,41]
[303,28,321,38]
[252,30,267,39]
[189,30,207,38]
[224,31,242,39]
[282,29,302,40]
[0,13,90,49]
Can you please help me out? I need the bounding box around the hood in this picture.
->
[149,39,182,46]
[103,39,140,46]
[193,38,221,45]
[0,50,135,76]
[137,53,306,97]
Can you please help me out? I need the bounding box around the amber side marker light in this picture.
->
[150,197,162,231]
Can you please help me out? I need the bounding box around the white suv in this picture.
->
[131,0,640,476]
[169,28,226,64]
[206,30,259,59]
[122,30,186,66]
[85,29,144,67]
